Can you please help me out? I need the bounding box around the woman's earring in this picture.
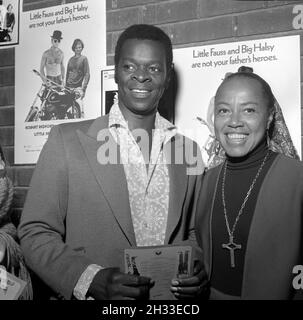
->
[214,138,221,155]
[266,113,274,147]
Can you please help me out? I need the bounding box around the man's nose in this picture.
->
[132,67,151,83]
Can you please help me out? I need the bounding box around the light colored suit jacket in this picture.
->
[196,154,303,299]
[18,115,203,299]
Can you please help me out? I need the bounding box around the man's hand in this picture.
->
[0,238,6,266]
[87,267,153,300]
[78,88,84,99]
[170,260,209,299]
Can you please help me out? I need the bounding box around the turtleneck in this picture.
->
[226,138,269,168]
[211,138,278,296]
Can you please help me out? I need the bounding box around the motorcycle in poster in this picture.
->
[25,69,82,122]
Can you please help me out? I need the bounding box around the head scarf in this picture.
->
[197,67,300,170]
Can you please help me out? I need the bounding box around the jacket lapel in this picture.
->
[164,135,188,243]
[76,117,136,246]
[241,155,294,299]
[200,165,222,278]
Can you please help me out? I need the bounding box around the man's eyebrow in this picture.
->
[120,57,163,65]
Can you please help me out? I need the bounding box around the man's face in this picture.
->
[115,39,169,117]
[51,38,60,48]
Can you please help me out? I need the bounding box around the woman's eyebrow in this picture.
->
[215,101,230,106]
[240,101,259,106]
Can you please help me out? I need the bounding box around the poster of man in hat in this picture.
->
[14,0,106,164]
[40,30,65,85]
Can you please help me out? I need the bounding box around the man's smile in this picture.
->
[130,88,152,98]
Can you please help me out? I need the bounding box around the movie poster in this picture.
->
[15,0,106,164]
[101,68,117,116]
[173,35,301,164]
[100,35,301,166]
[0,0,19,46]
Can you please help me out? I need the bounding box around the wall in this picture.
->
[0,0,302,225]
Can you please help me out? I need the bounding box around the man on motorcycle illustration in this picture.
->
[40,30,65,86]
[25,69,82,122]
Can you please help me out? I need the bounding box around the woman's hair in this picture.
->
[7,4,13,10]
[217,66,275,113]
[72,38,84,52]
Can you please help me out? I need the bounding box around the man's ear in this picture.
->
[165,63,174,89]
[114,66,118,84]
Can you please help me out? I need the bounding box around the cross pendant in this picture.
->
[222,235,242,268]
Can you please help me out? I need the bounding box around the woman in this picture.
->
[5,4,15,33]
[65,38,90,118]
[0,145,32,299]
[196,66,302,299]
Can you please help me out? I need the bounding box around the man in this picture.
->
[40,30,65,85]
[65,38,90,118]
[6,4,15,34]
[0,1,6,30]
[18,24,206,300]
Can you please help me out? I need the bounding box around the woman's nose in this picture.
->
[228,111,244,127]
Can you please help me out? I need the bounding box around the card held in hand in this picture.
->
[124,245,193,300]
[0,267,27,300]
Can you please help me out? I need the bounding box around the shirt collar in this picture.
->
[108,102,177,142]
[108,102,128,130]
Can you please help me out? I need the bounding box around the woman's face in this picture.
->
[74,43,83,55]
[214,76,272,157]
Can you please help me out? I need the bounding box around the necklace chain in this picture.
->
[221,151,270,238]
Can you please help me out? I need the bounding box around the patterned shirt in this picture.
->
[109,103,177,246]
[74,103,177,299]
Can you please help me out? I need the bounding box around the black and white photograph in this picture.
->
[1,0,303,312]
[14,0,106,164]
[0,0,19,46]
[101,68,118,116]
